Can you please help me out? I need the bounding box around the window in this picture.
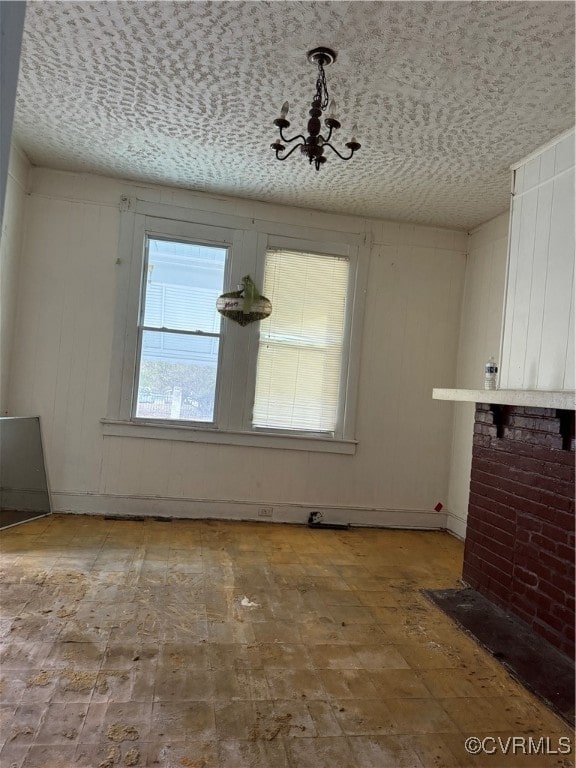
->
[104,199,367,453]
[135,238,226,423]
[253,248,349,434]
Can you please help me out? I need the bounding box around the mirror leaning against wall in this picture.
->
[0,417,51,529]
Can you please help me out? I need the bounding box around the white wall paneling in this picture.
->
[6,164,468,526]
[500,129,575,390]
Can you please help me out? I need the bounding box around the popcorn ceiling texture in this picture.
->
[13,1,575,230]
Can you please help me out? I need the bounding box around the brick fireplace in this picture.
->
[462,403,575,658]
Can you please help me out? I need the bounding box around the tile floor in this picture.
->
[0,514,572,768]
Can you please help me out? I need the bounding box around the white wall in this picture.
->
[500,129,575,391]
[445,212,509,538]
[0,144,29,414]
[6,166,468,527]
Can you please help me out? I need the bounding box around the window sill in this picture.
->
[100,419,357,454]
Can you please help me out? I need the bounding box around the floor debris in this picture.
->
[106,724,140,742]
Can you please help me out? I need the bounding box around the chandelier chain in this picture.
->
[316,60,330,110]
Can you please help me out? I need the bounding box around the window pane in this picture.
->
[143,239,226,333]
[135,330,219,422]
[253,249,349,433]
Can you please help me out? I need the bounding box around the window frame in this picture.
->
[133,231,232,428]
[246,236,355,439]
[102,197,368,454]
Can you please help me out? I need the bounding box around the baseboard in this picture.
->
[446,513,467,540]
[51,492,448,530]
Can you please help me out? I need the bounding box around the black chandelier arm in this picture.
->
[321,142,358,161]
[274,142,305,161]
[278,126,307,146]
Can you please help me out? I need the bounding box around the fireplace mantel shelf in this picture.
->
[432,388,575,410]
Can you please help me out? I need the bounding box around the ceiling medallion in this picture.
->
[271,47,361,171]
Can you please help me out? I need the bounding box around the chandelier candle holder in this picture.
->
[271,47,361,171]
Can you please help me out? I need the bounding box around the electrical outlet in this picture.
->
[258,507,273,518]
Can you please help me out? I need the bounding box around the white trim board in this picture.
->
[51,492,448,530]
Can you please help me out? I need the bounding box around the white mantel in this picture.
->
[433,388,575,410]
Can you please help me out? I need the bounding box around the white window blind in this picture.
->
[253,248,349,433]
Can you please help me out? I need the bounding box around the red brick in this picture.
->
[462,565,481,588]
[535,550,572,576]
[470,457,515,480]
[484,509,516,537]
[469,498,517,528]
[473,472,572,510]
[515,515,543,534]
[513,566,539,588]
[543,507,574,530]
[513,495,552,519]
[532,474,575,497]
[471,522,515,553]
[551,602,575,626]
[466,530,499,554]
[540,573,575,600]
[508,414,561,433]
[462,551,489,580]
[541,521,572,544]
[521,407,558,417]
[537,489,574,513]
[511,582,535,601]
[514,540,540,564]
[502,427,564,449]
[515,528,532,544]
[556,542,576,562]
[467,541,514,577]
[469,480,518,510]
[472,434,494,449]
[498,452,547,474]
[473,584,510,610]
[474,423,498,437]
[530,531,559,554]
[471,470,539,501]
[542,461,575,481]
[529,445,575,465]
[534,608,567,634]
[490,439,574,465]
[475,411,496,425]
[536,579,569,606]
[509,603,534,626]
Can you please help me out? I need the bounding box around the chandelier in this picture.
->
[271,47,361,171]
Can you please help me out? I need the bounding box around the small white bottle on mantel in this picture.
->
[484,356,498,390]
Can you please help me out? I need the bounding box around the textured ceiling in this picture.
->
[13,1,575,230]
